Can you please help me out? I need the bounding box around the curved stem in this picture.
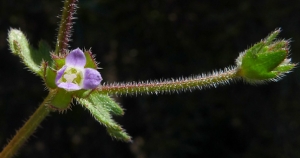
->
[100,67,240,96]
[0,93,53,158]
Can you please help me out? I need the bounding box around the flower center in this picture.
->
[61,67,83,85]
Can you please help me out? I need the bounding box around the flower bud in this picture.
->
[235,29,296,83]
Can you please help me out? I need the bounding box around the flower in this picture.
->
[55,48,102,91]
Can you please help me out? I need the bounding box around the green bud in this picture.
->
[235,29,296,83]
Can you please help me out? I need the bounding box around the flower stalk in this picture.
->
[55,0,77,55]
[100,67,238,96]
[0,93,53,158]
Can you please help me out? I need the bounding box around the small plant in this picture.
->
[0,0,296,157]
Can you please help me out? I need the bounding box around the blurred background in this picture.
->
[1,0,300,157]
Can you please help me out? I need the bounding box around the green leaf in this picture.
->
[8,29,41,75]
[89,92,124,116]
[76,97,131,142]
[8,29,52,76]
[34,40,52,64]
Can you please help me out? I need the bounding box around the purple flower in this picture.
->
[55,48,102,91]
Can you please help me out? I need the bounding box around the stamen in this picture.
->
[64,74,77,83]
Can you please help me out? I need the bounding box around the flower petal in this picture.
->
[66,48,86,68]
[82,68,102,89]
[57,82,81,91]
[55,66,67,84]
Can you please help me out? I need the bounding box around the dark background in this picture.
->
[1,0,300,157]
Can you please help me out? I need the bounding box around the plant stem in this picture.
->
[0,93,53,158]
[55,0,77,55]
[100,67,239,96]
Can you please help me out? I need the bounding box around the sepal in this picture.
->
[49,89,73,111]
[84,50,99,69]
[51,53,66,69]
[42,61,57,89]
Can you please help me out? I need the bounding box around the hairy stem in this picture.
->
[100,67,239,96]
[0,93,53,158]
[55,0,77,55]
